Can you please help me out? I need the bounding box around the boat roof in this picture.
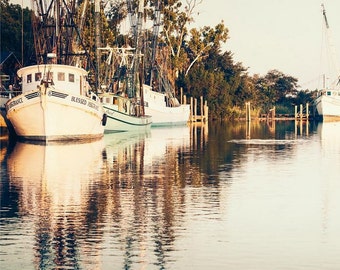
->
[17,64,88,77]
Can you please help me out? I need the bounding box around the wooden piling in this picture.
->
[245,102,251,122]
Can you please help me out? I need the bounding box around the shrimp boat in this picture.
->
[143,0,190,126]
[314,4,340,121]
[97,0,152,132]
[143,84,190,127]
[5,0,105,141]
[6,63,105,141]
[98,46,152,132]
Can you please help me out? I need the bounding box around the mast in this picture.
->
[126,0,144,99]
[321,4,340,87]
[148,0,161,87]
[31,0,92,68]
[95,0,101,89]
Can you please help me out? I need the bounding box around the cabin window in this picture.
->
[327,91,331,96]
[69,73,75,82]
[27,74,32,83]
[47,72,53,81]
[58,72,65,81]
[35,72,42,81]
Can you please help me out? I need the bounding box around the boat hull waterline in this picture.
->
[103,103,152,133]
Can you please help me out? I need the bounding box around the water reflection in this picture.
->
[4,140,105,269]
[1,121,339,270]
[101,127,193,269]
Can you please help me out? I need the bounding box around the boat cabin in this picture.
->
[17,64,90,95]
[318,89,340,97]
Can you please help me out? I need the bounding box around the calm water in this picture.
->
[1,121,340,270]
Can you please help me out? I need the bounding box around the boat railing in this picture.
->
[0,89,22,99]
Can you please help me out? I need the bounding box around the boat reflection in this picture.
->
[6,140,105,269]
[318,121,340,174]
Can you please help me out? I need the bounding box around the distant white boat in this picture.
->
[314,4,340,121]
[314,89,340,121]
[141,0,191,127]
[143,84,190,126]
[6,64,105,141]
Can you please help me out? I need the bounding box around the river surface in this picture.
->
[1,121,340,270]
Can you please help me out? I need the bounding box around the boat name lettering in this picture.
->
[7,98,23,110]
[88,101,99,111]
[71,96,87,105]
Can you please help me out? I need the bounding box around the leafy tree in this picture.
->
[264,69,298,102]
[0,0,34,65]
[161,0,202,78]
[185,22,228,76]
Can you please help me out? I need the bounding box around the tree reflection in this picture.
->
[2,122,321,269]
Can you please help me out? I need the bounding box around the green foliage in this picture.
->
[0,0,34,65]
[275,104,294,115]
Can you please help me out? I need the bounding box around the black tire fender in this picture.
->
[102,113,107,126]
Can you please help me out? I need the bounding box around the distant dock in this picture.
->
[257,103,313,121]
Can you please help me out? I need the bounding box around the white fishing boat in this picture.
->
[101,92,152,132]
[97,0,152,132]
[143,84,190,126]
[314,88,340,121]
[5,0,106,141]
[6,64,105,141]
[314,4,340,121]
[142,0,190,126]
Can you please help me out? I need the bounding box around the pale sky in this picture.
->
[191,0,340,90]
[12,0,340,90]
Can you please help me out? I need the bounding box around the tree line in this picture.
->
[0,0,317,119]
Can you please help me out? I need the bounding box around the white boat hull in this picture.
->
[103,103,152,132]
[314,90,340,121]
[6,89,105,141]
[143,85,190,126]
[144,105,190,126]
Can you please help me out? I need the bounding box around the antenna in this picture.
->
[321,4,329,29]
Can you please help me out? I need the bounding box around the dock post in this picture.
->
[200,96,204,122]
[204,100,208,122]
[245,102,251,122]
[306,103,309,120]
[194,98,197,122]
[300,104,303,121]
[190,97,193,122]
[295,105,297,120]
